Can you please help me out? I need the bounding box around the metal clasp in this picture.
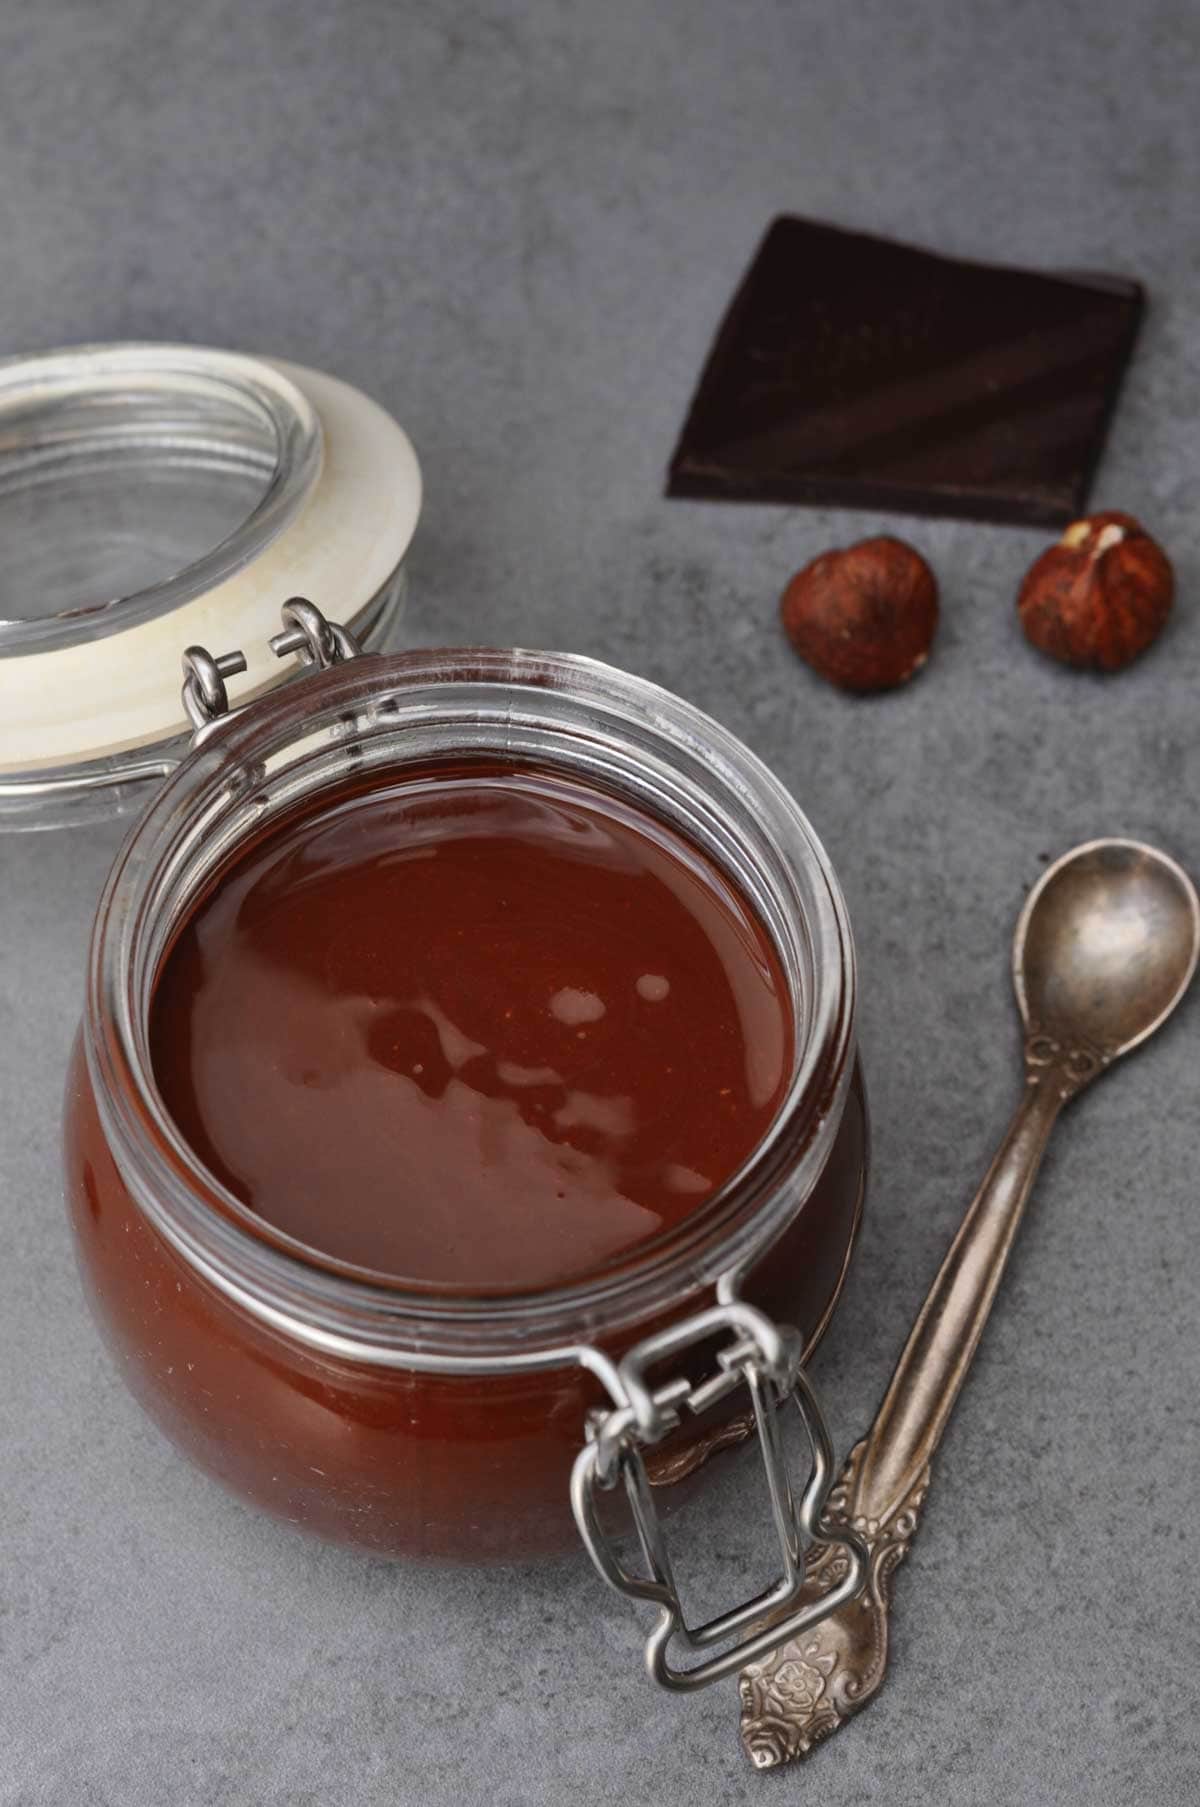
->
[571,1302,867,1692]
[181,598,362,740]
[268,596,362,671]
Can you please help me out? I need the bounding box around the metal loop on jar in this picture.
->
[180,646,248,731]
[270,596,361,670]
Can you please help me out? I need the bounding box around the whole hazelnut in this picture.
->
[1017,511,1174,672]
[780,536,938,693]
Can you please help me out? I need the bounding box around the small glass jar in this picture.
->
[63,632,869,1688]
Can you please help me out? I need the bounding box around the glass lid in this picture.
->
[0,343,422,829]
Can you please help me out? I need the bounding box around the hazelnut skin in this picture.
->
[781,537,939,693]
[1017,511,1174,672]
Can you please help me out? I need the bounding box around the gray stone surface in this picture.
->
[2,1,1199,1801]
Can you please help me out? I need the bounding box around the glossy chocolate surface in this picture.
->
[149,764,793,1290]
[667,215,1144,525]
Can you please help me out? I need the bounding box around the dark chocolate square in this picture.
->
[666,217,1144,526]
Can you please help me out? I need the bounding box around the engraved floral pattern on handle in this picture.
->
[738,1440,929,1769]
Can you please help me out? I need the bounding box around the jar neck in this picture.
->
[86,648,857,1371]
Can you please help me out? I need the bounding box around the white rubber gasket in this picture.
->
[0,353,421,775]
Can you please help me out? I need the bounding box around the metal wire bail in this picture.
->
[571,1301,868,1691]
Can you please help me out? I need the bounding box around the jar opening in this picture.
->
[87,649,857,1368]
[147,756,799,1293]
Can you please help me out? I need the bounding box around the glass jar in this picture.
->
[62,627,869,1689]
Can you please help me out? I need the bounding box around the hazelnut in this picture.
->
[780,537,938,693]
[1017,510,1174,672]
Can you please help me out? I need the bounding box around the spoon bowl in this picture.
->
[1014,838,1200,1061]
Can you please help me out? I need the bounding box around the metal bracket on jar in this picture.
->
[572,1302,868,1691]
[181,597,362,742]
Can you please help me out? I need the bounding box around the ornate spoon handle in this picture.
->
[739,1045,1087,1769]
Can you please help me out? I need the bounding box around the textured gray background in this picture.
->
[2,1,1199,1802]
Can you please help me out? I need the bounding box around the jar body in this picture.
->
[65,1035,866,1562]
[65,644,867,1564]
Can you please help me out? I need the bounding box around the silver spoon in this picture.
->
[739,838,1200,1769]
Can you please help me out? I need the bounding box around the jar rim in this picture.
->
[85,646,858,1371]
